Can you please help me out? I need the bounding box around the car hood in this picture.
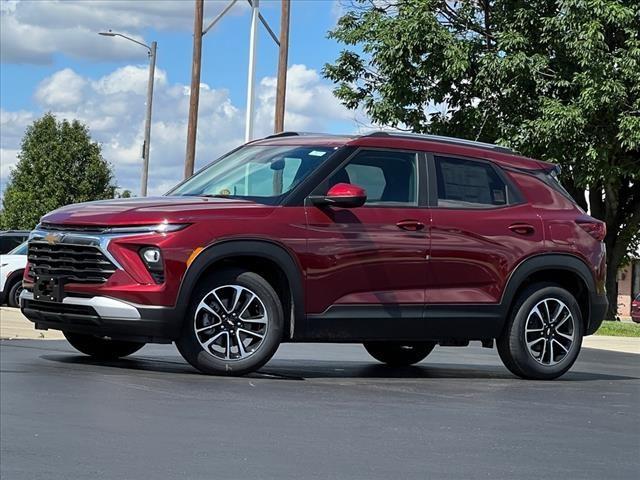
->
[40,196,265,227]
[0,254,27,267]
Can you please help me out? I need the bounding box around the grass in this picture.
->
[594,320,640,337]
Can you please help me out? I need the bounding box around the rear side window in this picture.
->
[435,156,508,208]
[0,235,26,254]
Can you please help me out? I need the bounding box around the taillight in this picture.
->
[576,220,606,242]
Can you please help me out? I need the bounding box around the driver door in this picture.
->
[303,149,430,337]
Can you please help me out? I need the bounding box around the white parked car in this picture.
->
[0,241,28,308]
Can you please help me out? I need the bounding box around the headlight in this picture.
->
[105,223,189,234]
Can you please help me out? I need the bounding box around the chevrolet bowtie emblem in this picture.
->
[44,233,63,245]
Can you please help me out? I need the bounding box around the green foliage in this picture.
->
[326,0,640,316]
[595,320,640,337]
[0,113,115,229]
[115,189,134,199]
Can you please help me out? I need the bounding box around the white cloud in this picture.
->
[255,64,355,135]
[92,65,167,96]
[1,63,361,197]
[1,0,248,64]
[35,68,87,108]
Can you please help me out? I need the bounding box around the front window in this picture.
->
[169,145,336,203]
[324,149,418,206]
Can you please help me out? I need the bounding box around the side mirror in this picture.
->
[309,183,367,208]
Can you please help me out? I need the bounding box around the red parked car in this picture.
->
[21,132,608,379]
[632,294,640,323]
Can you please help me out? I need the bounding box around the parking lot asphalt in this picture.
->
[1,340,638,480]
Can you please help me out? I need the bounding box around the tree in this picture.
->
[325,0,640,318]
[1,113,115,230]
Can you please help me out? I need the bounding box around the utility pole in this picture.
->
[184,0,204,179]
[274,0,290,133]
[141,41,157,196]
[244,0,259,142]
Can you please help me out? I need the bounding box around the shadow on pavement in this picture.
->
[40,354,639,382]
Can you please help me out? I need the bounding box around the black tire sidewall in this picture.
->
[7,279,23,308]
[363,341,436,366]
[499,284,584,380]
[176,269,283,376]
[63,332,144,359]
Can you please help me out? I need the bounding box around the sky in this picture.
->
[0,0,368,196]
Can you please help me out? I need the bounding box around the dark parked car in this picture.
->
[0,230,30,254]
[21,132,608,379]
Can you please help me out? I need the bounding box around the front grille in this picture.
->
[28,240,116,284]
[39,223,108,233]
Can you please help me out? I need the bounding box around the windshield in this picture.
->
[8,241,27,255]
[169,145,336,203]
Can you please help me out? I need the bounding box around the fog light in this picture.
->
[139,247,164,284]
[142,248,161,264]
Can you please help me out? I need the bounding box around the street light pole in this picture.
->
[99,31,157,197]
[141,41,157,197]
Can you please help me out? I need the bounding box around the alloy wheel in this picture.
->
[524,298,575,366]
[193,284,268,361]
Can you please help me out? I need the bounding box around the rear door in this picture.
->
[427,154,545,309]
[304,149,430,324]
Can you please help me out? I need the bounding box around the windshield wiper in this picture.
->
[180,193,237,198]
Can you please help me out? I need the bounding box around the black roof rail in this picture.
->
[365,131,516,154]
[264,132,357,140]
[264,131,301,139]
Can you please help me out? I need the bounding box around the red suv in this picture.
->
[21,132,608,379]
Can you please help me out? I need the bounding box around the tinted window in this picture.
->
[327,150,418,206]
[0,235,26,254]
[435,156,507,208]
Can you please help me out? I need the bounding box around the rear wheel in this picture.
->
[497,283,583,380]
[363,341,436,366]
[176,268,283,376]
[64,332,145,359]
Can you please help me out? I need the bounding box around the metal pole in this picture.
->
[274,0,290,133]
[245,0,259,143]
[185,0,204,179]
[141,41,157,197]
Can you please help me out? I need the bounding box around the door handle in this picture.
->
[396,220,425,231]
[509,223,535,235]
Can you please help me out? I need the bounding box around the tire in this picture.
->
[175,268,284,376]
[7,278,23,308]
[64,332,145,359]
[497,283,583,380]
[363,341,436,366]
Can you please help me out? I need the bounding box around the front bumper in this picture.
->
[20,291,181,343]
[585,292,609,335]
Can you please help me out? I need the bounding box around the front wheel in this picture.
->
[7,279,23,308]
[497,283,583,380]
[176,268,284,376]
[64,332,145,359]
[363,341,436,366]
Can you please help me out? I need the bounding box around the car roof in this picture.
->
[251,131,555,171]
